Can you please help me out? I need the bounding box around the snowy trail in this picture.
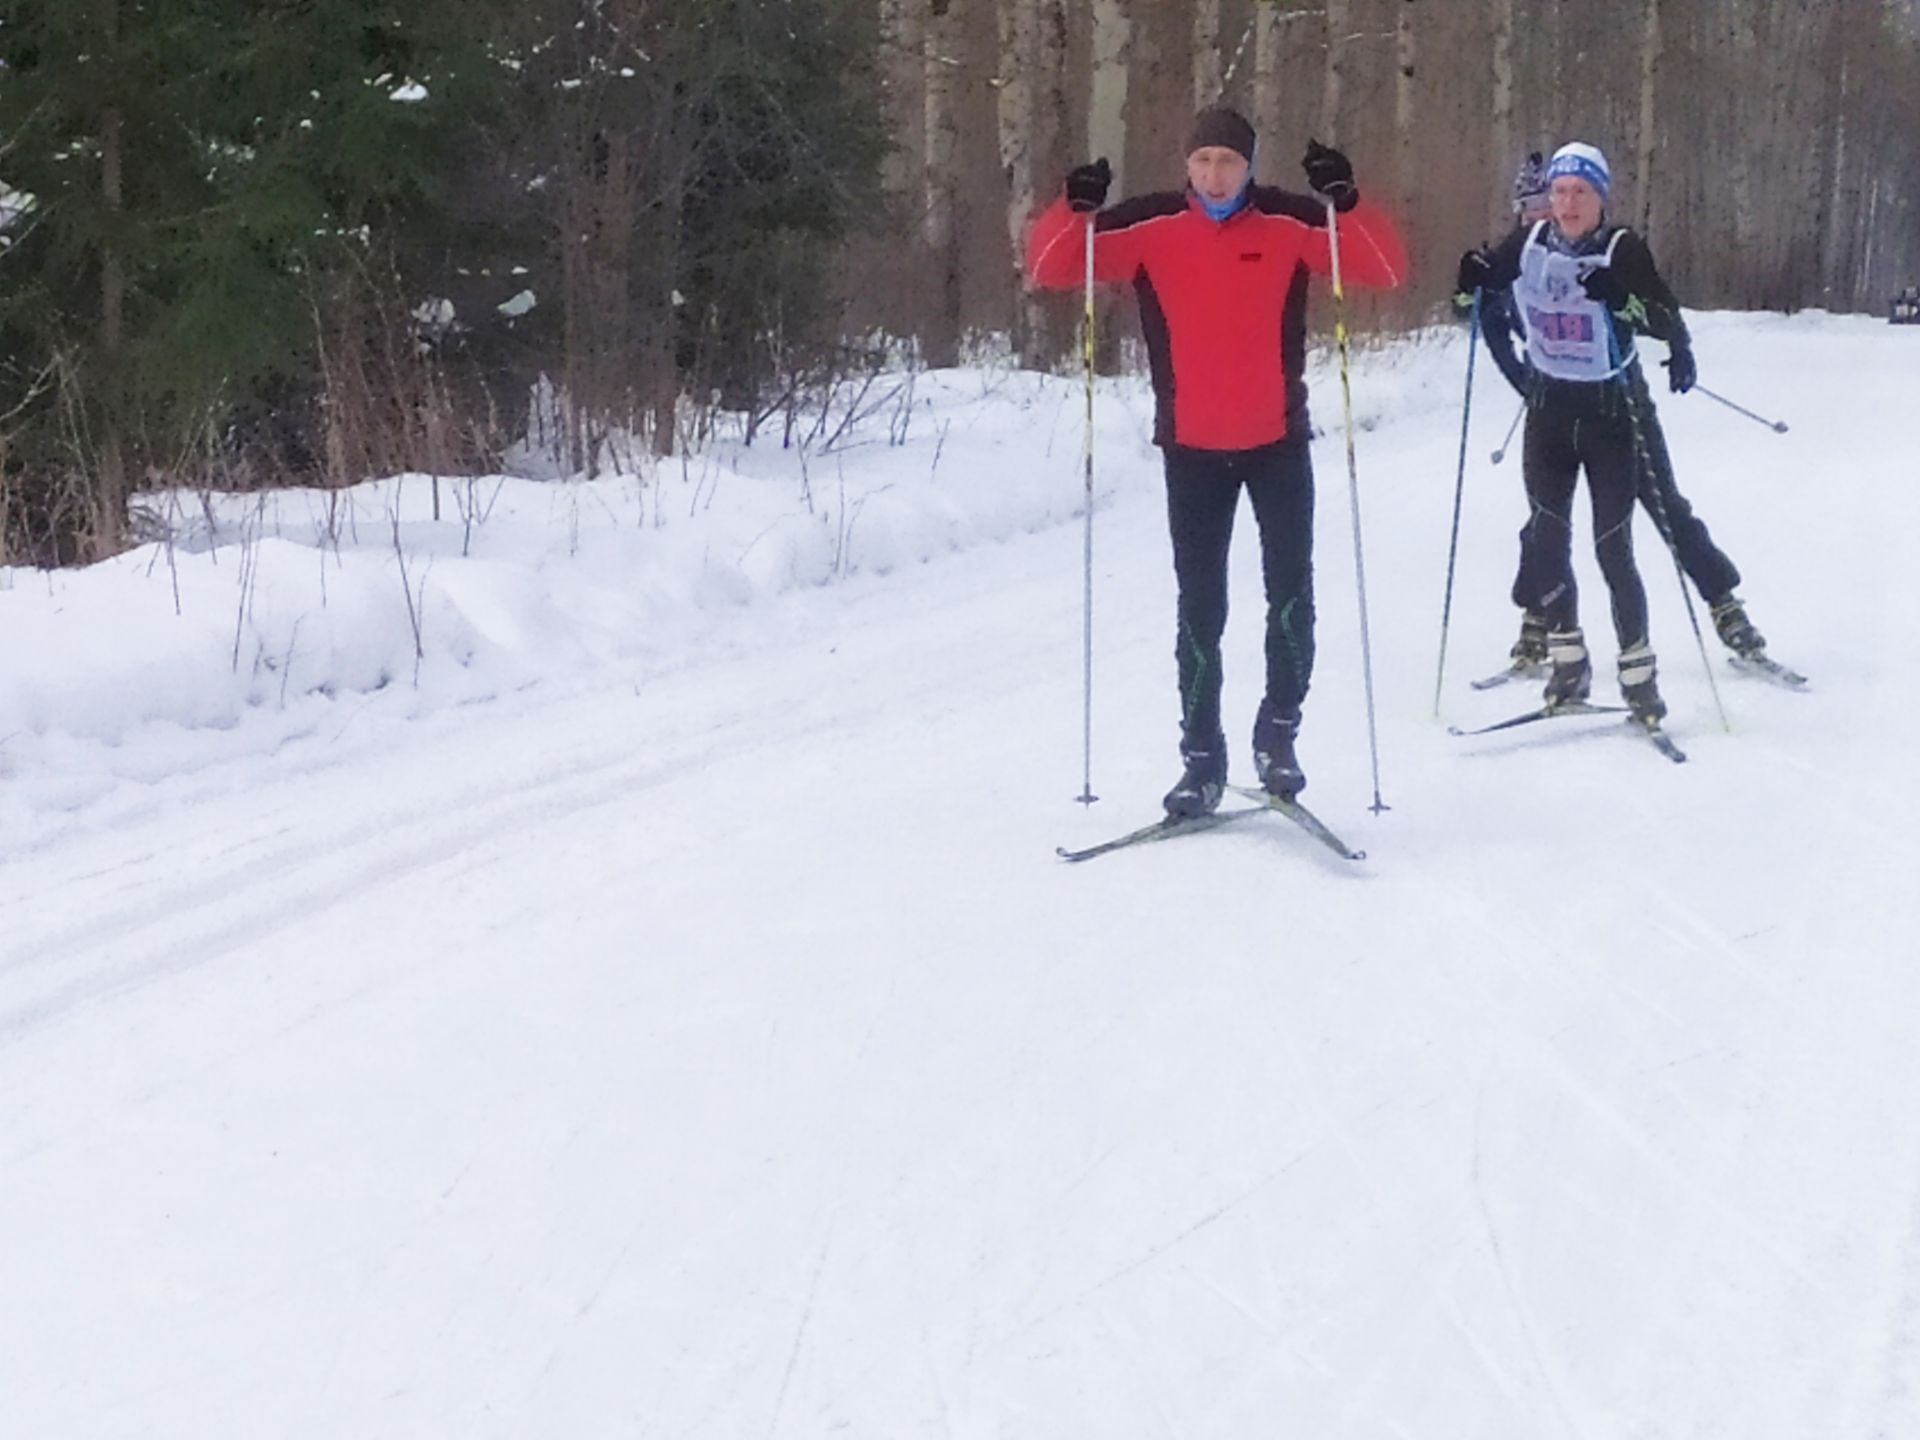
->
[5,315,1920,1437]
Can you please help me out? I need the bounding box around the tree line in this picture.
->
[2,0,1914,568]
[0,0,884,564]
[877,0,1920,366]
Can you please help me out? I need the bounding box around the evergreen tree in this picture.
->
[497,0,887,457]
[0,0,887,562]
[0,0,524,561]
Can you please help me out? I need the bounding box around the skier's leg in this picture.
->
[1243,435,1316,727]
[1631,377,1742,600]
[1163,446,1242,756]
[1582,413,1652,652]
[1516,402,1581,633]
[1584,411,1666,719]
[1244,436,1315,795]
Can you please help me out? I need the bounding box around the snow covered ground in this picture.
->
[4,313,1918,1438]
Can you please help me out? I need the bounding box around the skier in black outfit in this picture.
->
[1468,151,1769,675]
[1456,141,1696,721]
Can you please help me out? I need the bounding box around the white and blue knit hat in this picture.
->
[1546,142,1611,203]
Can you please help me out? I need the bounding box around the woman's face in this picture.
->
[1551,176,1604,239]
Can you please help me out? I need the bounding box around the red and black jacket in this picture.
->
[1026,188,1406,451]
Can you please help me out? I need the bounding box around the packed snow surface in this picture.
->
[4,313,1917,1438]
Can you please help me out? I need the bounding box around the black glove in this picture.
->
[1666,346,1697,394]
[1301,140,1358,212]
[1456,249,1495,296]
[1580,266,1629,308]
[1065,158,1112,213]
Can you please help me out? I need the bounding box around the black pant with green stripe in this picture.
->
[1163,436,1315,754]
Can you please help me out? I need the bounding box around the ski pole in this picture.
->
[1076,215,1099,805]
[1690,381,1789,434]
[1324,200,1389,813]
[1621,353,1730,733]
[1491,398,1524,463]
[1434,291,1480,717]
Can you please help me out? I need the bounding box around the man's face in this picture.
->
[1187,146,1250,204]
[1551,176,1604,238]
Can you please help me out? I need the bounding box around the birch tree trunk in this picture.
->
[1034,0,1068,183]
[1395,1,1417,217]
[923,0,965,367]
[1321,0,1349,143]
[1254,0,1286,160]
[1820,12,1855,307]
[879,0,927,204]
[1490,0,1514,227]
[1088,0,1131,198]
[1634,0,1661,236]
[1723,0,1761,288]
[1192,0,1222,110]
[995,0,1046,365]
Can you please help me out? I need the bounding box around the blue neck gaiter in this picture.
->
[1198,178,1251,223]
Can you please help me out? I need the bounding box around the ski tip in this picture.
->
[1727,654,1811,690]
[1629,717,1689,763]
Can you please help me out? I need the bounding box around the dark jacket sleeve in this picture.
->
[1480,222,1531,289]
[1479,289,1531,398]
[1608,231,1692,349]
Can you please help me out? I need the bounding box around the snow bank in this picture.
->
[0,314,1874,826]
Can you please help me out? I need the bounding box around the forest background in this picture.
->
[1,0,1914,567]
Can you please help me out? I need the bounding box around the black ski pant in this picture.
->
[1511,380,1651,650]
[1512,369,1741,617]
[1163,437,1314,752]
[1623,367,1742,603]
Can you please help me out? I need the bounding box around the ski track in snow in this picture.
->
[4,313,1920,1438]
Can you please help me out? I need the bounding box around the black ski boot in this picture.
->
[1543,627,1592,708]
[1510,610,1549,670]
[1710,595,1767,658]
[1252,702,1306,800]
[1618,642,1666,722]
[1163,738,1226,819]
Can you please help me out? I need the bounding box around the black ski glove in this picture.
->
[1065,158,1112,213]
[1580,266,1630,309]
[1666,345,1697,394]
[1302,140,1358,212]
[1456,249,1495,297]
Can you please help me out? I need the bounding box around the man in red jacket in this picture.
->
[1027,107,1406,817]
